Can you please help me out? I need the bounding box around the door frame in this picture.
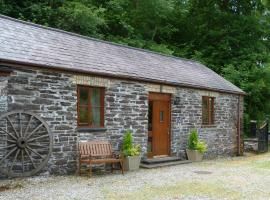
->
[148,92,171,158]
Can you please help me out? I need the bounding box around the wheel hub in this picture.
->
[17,137,27,149]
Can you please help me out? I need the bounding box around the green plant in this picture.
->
[187,129,199,150]
[196,141,207,153]
[122,131,141,157]
[187,129,207,153]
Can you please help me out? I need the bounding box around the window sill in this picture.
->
[77,127,107,133]
[201,124,217,128]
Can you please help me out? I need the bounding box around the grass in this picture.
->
[252,160,270,170]
[0,182,23,192]
[103,181,243,200]
[102,152,270,200]
[3,152,270,200]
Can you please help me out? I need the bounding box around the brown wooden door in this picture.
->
[148,93,171,157]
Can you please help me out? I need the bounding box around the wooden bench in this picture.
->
[79,141,124,176]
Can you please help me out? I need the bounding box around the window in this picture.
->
[160,111,164,122]
[202,96,214,125]
[77,86,104,128]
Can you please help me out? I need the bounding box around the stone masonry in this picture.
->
[171,88,243,159]
[0,76,8,114]
[79,81,148,154]
[0,66,244,175]
[5,67,78,175]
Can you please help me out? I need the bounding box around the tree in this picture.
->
[0,0,269,134]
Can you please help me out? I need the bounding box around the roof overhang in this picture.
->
[0,58,246,96]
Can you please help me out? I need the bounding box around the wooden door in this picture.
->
[148,93,171,157]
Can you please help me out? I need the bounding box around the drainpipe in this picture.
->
[237,95,241,156]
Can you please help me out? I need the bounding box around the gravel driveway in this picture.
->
[1,153,270,200]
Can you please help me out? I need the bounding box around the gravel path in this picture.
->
[1,153,270,200]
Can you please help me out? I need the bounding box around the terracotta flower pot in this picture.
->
[123,155,141,171]
[186,149,203,162]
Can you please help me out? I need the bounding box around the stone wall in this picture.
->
[79,81,148,155]
[78,77,243,159]
[0,65,243,177]
[0,75,8,178]
[6,67,78,174]
[171,88,243,159]
[0,76,8,114]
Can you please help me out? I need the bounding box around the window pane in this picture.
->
[91,107,101,126]
[202,97,209,124]
[77,86,104,127]
[79,87,89,105]
[160,111,164,122]
[79,107,89,124]
[91,88,101,107]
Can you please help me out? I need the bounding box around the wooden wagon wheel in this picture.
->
[0,111,53,177]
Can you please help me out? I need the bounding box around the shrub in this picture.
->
[187,129,207,153]
[122,130,141,157]
[187,129,199,150]
[196,141,208,153]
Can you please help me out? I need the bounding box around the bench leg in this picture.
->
[79,160,81,176]
[111,163,114,173]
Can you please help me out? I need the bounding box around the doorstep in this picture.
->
[140,156,191,169]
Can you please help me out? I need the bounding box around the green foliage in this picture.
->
[188,129,207,153]
[56,1,106,37]
[187,129,198,150]
[122,130,141,157]
[122,130,132,151]
[196,141,208,154]
[1,0,270,131]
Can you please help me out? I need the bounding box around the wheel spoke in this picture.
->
[28,143,48,149]
[26,131,47,138]
[0,147,17,164]
[26,146,45,159]
[6,116,19,138]
[23,115,33,137]
[0,138,16,143]
[27,134,49,142]
[26,124,44,140]
[19,113,23,137]
[21,150,24,173]
[0,127,17,140]
[25,148,37,169]
[9,149,20,172]
[0,144,16,150]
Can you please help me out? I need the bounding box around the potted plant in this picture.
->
[186,129,207,162]
[121,130,141,171]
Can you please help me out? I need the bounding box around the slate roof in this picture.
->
[0,15,244,95]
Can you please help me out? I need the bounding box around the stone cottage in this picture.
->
[0,15,244,177]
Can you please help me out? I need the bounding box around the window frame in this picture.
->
[77,85,105,128]
[202,96,215,125]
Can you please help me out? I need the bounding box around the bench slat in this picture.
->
[79,141,115,157]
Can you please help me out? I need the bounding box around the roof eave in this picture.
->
[0,58,246,96]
